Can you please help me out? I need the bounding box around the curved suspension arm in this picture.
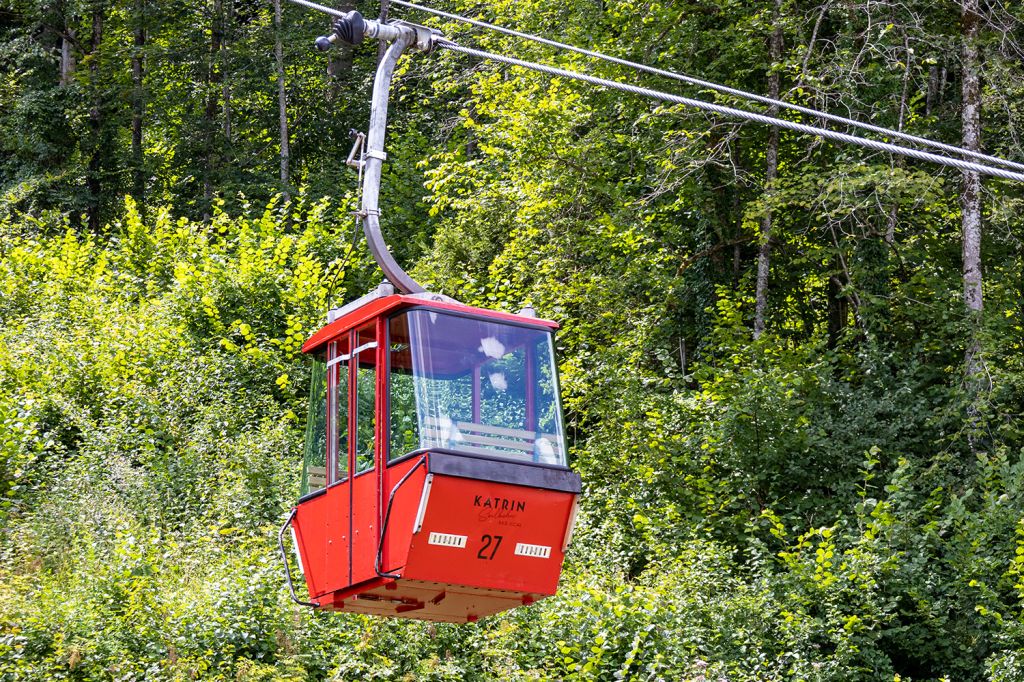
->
[360,31,425,294]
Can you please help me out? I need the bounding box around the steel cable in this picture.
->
[282,0,1024,182]
[286,0,349,19]
[437,40,1024,183]
[395,0,1024,174]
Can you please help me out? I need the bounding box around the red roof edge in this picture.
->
[301,295,559,356]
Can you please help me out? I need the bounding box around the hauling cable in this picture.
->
[435,39,1024,183]
[282,0,1024,183]
[393,0,1024,173]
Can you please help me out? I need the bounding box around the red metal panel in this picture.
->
[322,482,351,592]
[381,457,428,573]
[350,471,378,584]
[403,475,575,594]
[291,492,332,598]
[293,481,353,600]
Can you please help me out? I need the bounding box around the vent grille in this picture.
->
[428,532,467,548]
[514,543,551,559]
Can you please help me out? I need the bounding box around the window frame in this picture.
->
[327,339,350,487]
[352,323,378,479]
[384,305,570,470]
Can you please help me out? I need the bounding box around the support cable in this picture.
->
[395,0,1024,173]
[436,40,1024,183]
[287,0,348,19]
[282,0,1024,181]
[290,0,350,18]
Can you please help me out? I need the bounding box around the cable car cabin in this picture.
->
[282,289,581,623]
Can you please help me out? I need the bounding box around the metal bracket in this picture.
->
[392,20,441,52]
[346,130,366,170]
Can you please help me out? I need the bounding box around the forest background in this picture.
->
[2,0,1024,679]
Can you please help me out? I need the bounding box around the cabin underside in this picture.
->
[317,578,542,623]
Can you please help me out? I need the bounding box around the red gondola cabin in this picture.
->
[282,286,581,622]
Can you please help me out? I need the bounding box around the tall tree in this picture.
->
[202,0,226,219]
[59,4,75,86]
[754,0,782,339]
[274,0,290,204]
[131,0,146,202]
[85,0,105,232]
[960,0,984,385]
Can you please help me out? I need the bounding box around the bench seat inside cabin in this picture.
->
[422,416,563,465]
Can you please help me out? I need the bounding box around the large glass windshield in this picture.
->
[389,309,567,466]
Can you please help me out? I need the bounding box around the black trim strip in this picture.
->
[428,451,581,494]
[296,486,328,504]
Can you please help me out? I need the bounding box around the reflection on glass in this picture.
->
[390,341,419,458]
[302,360,327,494]
[331,360,348,483]
[388,310,567,466]
[355,359,375,473]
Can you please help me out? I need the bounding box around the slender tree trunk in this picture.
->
[730,141,743,288]
[131,3,146,202]
[60,27,75,85]
[376,0,390,63]
[961,0,984,383]
[203,0,225,220]
[754,1,782,339]
[221,0,233,142]
[274,0,291,205]
[827,273,849,350]
[86,1,104,232]
[886,35,912,246]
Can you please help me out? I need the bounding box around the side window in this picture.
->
[354,325,377,474]
[389,313,419,461]
[329,339,350,484]
[301,360,327,494]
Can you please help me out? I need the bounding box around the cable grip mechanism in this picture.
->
[315,11,440,52]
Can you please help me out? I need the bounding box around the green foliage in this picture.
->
[2,0,1024,679]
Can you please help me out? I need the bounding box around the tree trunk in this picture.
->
[221,0,233,142]
[60,27,75,85]
[376,0,390,64]
[274,0,291,205]
[886,35,912,246]
[754,1,782,339]
[827,273,849,350]
[961,0,984,383]
[203,0,225,220]
[131,6,146,202]
[86,1,104,232]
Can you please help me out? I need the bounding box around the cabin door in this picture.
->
[323,337,351,590]
[349,322,381,585]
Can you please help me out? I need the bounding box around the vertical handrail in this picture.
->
[278,508,321,608]
[375,455,428,578]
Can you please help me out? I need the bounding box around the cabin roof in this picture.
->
[301,294,558,356]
